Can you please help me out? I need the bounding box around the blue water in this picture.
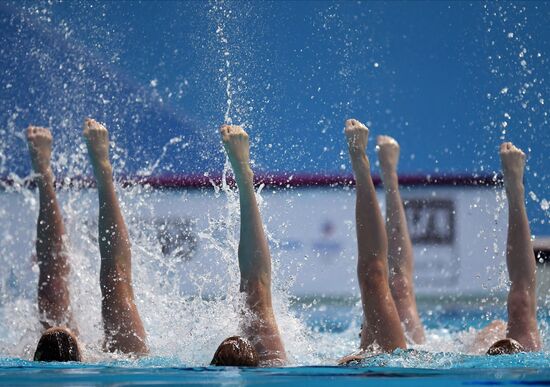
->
[0,362,549,386]
[2,302,549,386]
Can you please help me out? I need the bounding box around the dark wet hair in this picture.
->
[211,336,259,367]
[487,338,525,355]
[34,327,82,362]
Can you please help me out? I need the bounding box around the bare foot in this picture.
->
[499,142,525,196]
[220,124,252,180]
[376,135,400,174]
[83,118,111,169]
[27,126,53,174]
[344,119,369,157]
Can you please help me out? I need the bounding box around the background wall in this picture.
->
[0,186,512,297]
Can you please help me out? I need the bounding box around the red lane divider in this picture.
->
[1,173,503,190]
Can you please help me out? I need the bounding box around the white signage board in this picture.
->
[0,185,511,299]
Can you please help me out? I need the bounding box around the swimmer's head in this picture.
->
[34,327,82,362]
[211,336,259,367]
[487,338,525,355]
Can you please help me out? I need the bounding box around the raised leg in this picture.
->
[27,126,77,334]
[220,124,286,365]
[345,120,406,352]
[500,142,541,351]
[377,135,425,344]
[83,118,147,355]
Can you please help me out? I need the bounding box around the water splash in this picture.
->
[482,1,549,232]
[215,21,233,125]
[0,0,548,368]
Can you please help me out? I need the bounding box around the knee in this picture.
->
[507,288,535,319]
[358,258,387,278]
[242,282,272,313]
[390,275,413,301]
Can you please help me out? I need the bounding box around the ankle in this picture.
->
[35,165,53,176]
[381,170,398,189]
[234,165,254,185]
[92,162,113,185]
[34,168,54,185]
[350,151,369,169]
[348,146,366,160]
[92,159,112,174]
[505,181,525,201]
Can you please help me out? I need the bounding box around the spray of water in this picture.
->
[0,1,548,368]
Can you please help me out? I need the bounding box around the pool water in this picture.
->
[0,361,549,386]
[1,301,549,386]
